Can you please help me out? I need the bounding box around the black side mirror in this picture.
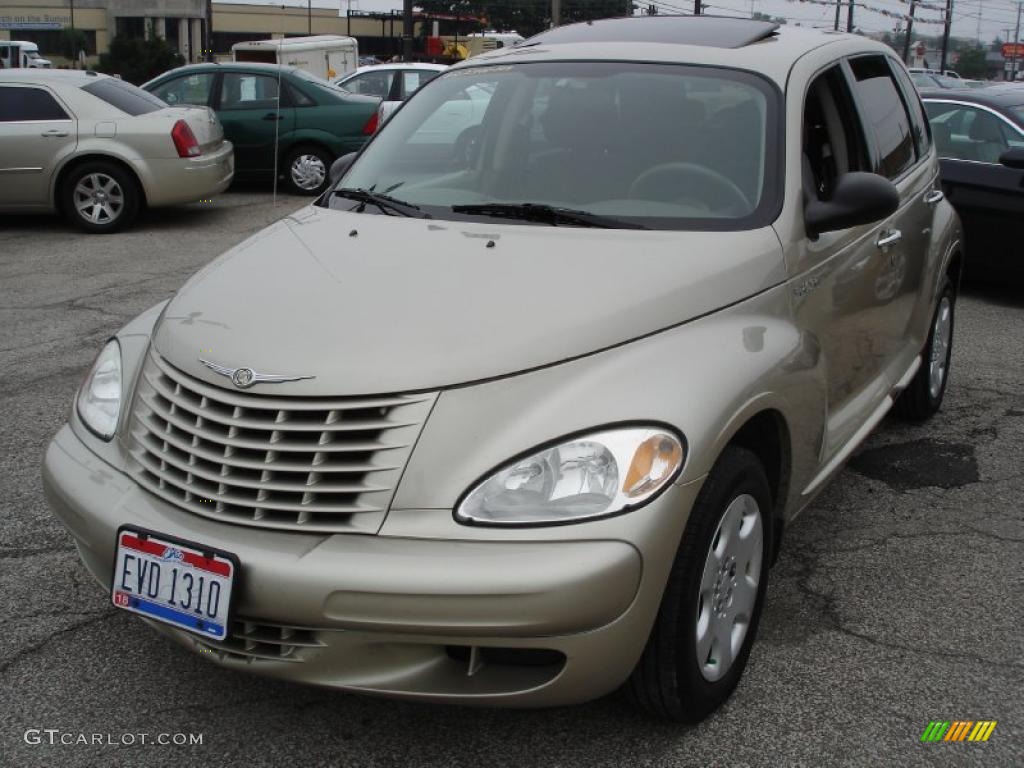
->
[999,147,1024,170]
[328,152,358,187]
[805,172,900,238]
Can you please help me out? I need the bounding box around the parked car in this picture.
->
[334,62,446,127]
[143,63,378,195]
[921,87,1024,282]
[43,17,961,722]
[0,69,233,233]
[909,71,972,90]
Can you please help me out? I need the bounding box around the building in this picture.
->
[0,0,428,67]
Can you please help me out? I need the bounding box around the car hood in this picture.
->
[152,206,785,395]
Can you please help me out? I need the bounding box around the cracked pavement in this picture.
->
[1,192,1022,767]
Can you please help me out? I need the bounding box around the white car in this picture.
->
[334,62,447,126]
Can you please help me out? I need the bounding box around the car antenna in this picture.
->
[272,7,285,204]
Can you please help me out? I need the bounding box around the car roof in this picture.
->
[161,62,300,75]
[919,85,1024,111]
[0,69,108,85]
[346,63,448,75]
[457,16,884,87]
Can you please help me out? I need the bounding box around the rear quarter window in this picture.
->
[82,78,167,116]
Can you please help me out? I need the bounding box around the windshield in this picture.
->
[83,78,167,115]
[331,61,779,230]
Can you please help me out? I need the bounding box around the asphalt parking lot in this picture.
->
[1,191,1022,768]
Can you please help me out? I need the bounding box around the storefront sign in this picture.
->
[0,15,69,30]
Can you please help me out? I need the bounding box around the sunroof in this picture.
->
[527,15,780,49]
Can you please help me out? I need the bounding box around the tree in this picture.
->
[956,46,988,79]
[97,31,184,85]
[58,28,88,64]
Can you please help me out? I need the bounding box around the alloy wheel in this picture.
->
[696,493,763,682]
[73,173,124,225]
[929,296,952,399]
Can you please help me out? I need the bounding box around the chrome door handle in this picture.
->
[40,129,69,137]
[923,189,944,205]
[876,229,902,249]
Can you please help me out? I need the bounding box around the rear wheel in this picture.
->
[61,162,140,233]
[284,145,332,196]
[625,446,771,722]
[894,278,955,421]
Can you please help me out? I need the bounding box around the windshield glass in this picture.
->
[332,62,779,230]
[83,78,166,115]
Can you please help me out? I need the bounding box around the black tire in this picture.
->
[624,446,772,722]
[283,144,333,196]
[893,278,955,422]
[60,161,140,234]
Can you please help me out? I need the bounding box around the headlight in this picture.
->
[456,426,685,526]
[77,339,122,440]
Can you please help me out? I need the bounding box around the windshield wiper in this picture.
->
[450,203,647,229]
[332,188,429,218]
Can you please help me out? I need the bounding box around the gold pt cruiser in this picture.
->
[43,16,961,721]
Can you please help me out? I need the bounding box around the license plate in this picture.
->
[111,527,237,641]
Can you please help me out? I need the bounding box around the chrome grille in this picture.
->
[127,350,436,533]
[191,619,325,663]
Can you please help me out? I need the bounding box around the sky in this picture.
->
[227,0,1023,46]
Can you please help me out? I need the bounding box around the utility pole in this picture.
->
[205,0,213,61]
[834,0,841,31]
[307,0,312,35]
[903,0,916,63]
[847,0,855,32]
[402,0,413,61]
[552,0,561,27]
[1013,2,1022,81]
[940,0,954,72]
[695,0,702,14]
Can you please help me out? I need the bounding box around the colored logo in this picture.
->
[921,721,997,742]
[161,546,185,562]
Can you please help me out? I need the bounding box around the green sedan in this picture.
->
[143,63,379,195]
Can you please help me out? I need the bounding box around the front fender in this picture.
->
[391,282,826,528]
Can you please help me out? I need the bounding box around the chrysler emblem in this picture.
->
[199,359,315,389]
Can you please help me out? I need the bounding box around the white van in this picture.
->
[463,31,525,58]
[0,40,52,69]
[231,35,357,81]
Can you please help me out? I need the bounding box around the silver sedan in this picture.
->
[0,69,233,232]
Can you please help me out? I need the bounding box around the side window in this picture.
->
[283,81,314,107]
[0,86,69,121]
[401,70,439,99]
[220,73,280,110]
[150,73,214,107]
[924,102,1016,163]
[890,63,931,156]
[802,66,870,201]
[343,71,394,99]
[848,56,916,179]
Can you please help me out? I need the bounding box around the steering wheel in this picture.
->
[628,162,752,215]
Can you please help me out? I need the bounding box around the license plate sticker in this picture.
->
[111,528,237,641]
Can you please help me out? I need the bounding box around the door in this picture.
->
[794,65,899,454]
[845,55,932,368]
[0,83,77,206]
[214,71,295,174]
[924,99,1024,276]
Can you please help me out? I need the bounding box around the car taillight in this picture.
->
[171,119,201,158]
[361,111,379,135]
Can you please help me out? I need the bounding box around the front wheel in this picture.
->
[894,278,955,421]
[284,145,332,196]
[625,446,771,722]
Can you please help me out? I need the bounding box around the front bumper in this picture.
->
[43,424,701,706]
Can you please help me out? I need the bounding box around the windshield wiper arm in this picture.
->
[332,188,429,218]
[450,202,647,229]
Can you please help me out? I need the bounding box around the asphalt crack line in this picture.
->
[0,611,114,676]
